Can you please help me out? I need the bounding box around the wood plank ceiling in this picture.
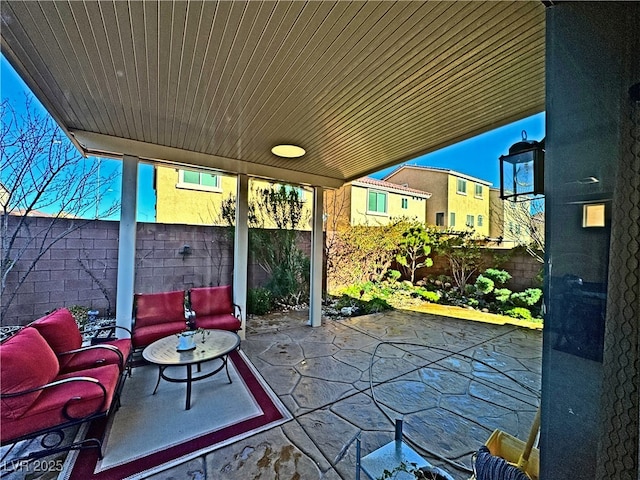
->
[1,1,545,188]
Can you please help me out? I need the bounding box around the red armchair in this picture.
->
[189,285,242,332]
[131,290,188,349]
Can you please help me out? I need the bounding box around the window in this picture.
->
[466,215,474,227]
[401,197,408,209]
[456,178,467,194]
[368,190,387,214]
[178,169,221,191]
[477,215,484,227]
[475,184,483,198]
[436,212,445,226]
[450,212,456,227]
[283,184,306,201]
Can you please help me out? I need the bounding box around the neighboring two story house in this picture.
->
[490,187,544,249]
[155,165,312,229]
[383,165,491,237]
[324,177,431,230]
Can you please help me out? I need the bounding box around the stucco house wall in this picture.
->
[385,165,491,236]
[155,166,312,230]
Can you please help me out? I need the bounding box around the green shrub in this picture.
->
[247,288,273,315]
[387,269,402,282]
[466,298,480,308]
[510,288,543,307]
[494,288,512,303]
[335,294,392,315]
[482,268,512,286]
[362,297,392,314]
[474,275,495,294]
[68,305,90,329]
[503,307,533,321]
[414,288,441,303]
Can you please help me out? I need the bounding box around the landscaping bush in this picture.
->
[333,294,392,316]
[510,288,543,307]
[68,304,90,329]
[494,288,512,303]
[414,288,441,303]
[482,268,512,286]
[247,287,273,315]
[474,275,495,294]
[503,307,534,321]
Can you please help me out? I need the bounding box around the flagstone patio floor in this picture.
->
[147,309,542,480]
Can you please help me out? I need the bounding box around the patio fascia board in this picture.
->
[70,130,345,189]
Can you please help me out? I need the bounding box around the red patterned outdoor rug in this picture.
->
[62,349,290,480]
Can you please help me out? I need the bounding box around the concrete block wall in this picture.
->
[414,247,543,291]
[1,216,311,325]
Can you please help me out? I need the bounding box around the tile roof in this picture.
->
[352,177,431,198]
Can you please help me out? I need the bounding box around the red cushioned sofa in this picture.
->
[132,286,241,349]
[0,308,131,468]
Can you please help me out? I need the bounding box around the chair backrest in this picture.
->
[189,286,233,317]
[134,290,186,327]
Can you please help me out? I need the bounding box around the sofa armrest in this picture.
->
[58,344,125,371]
[1,376,109,421]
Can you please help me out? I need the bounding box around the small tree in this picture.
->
[220,183,310,305]
[395,223,435,283]
[433,229,484,292]
[1,98,119,322]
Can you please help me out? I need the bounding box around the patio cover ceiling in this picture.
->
[0,1,545,189]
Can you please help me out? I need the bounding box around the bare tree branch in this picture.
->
[1,98,120,322]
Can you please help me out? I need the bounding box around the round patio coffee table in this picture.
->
[142,329,241,410]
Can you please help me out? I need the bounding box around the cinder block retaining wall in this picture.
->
[1,216,310,325]
[415,248,543,291]
[2,215,538,325]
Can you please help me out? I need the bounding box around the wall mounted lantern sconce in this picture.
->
[178,244,192,260]
[499,130,545,202]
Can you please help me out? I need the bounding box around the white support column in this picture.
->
[115,155,138,338]
[233,174,249,339]
[309,186,324,327]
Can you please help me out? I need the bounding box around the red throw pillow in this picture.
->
[31,308,82,354]
[0,327,60,419]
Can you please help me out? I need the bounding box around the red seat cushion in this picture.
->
[134,290,186,328]
[59,339,132,373]
[1,364,119,442]
[0,328,59,419]
[190,286,233,316]
[196,314,241,332]
[31,308,82,357]
[132,322,187,349]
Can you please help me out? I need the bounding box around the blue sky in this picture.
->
[371,113,545,187]
[2,54,544,219]
[1,55,156,221]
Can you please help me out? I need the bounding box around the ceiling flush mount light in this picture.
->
[499,130,545,202]
[271,144,306,158]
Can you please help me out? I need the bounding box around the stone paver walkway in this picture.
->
[149,309,541,480]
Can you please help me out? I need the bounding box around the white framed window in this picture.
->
[436,212,445,226]
[177,169,222,192]
[367,189,387,214]
[401,197,408,209]
[477,215,484,227]
[456,178,467,194]
[475,184,483,198]
[466,215,474,227]
[450,212,456,227]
